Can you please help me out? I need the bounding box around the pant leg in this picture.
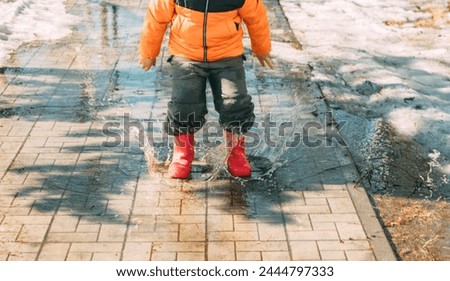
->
[208,56,255,134]
[164,56,208,135]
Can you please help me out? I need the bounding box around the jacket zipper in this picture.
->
[203,0,210,62]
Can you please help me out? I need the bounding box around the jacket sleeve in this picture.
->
[238,0,271,55]
[139,0,175,58]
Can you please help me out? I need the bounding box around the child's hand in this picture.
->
[256,54,274,70]
[139,56,156,71]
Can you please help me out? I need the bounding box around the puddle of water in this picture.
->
[130,125,244,182]
[336,110,450,198]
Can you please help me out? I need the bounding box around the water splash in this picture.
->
[200,141,229,181]
[129,125,168,173]
[129,88,317,185]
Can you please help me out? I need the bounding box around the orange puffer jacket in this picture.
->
[140,0,271,62]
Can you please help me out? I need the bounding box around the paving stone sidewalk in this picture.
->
[0,0,396,261]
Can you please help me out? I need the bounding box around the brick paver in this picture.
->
[0,0,396,261]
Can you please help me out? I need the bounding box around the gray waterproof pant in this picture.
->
[163,56,255,135]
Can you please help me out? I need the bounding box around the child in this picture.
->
[139,0,273,179]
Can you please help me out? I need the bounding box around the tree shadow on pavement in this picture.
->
[9,151,144,224]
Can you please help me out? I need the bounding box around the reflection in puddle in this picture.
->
[101,2,119,47]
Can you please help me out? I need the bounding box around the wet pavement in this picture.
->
[0,0,396,261]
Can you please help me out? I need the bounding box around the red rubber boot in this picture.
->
[225,131,252,177]
[168,133,194,179]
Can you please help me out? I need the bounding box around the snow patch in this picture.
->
[280,0,450,192]
[0,0,81,63]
